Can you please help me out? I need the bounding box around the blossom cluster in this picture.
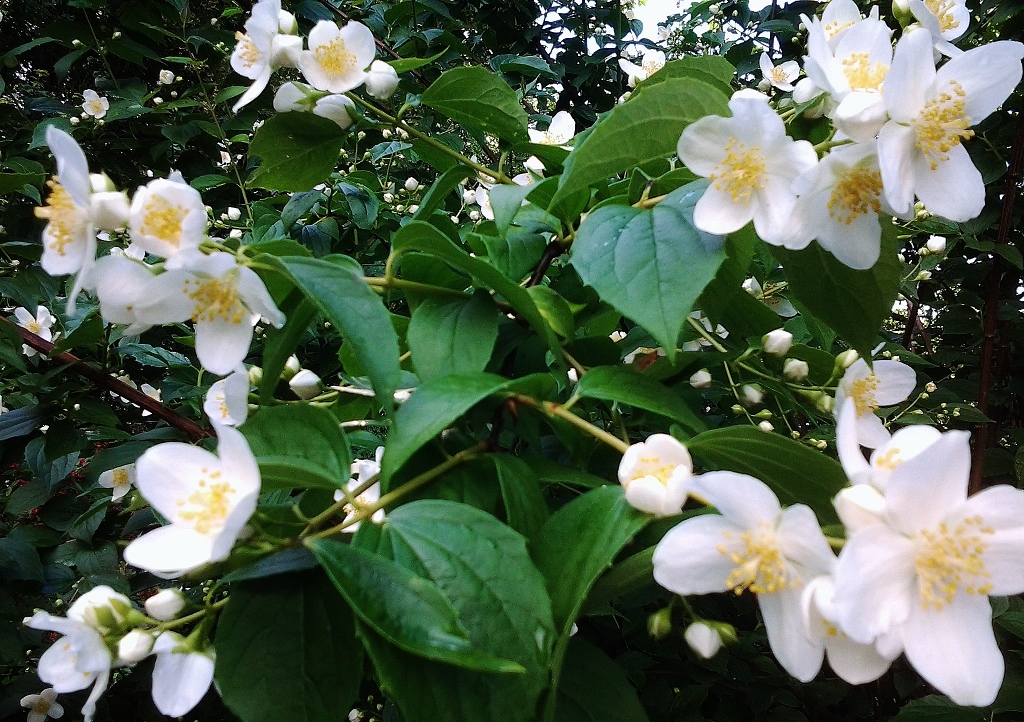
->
[676,0,1024,269]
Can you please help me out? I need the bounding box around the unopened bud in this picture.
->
[925,381,936,393]
[289,369,323,400]
[227,206,241,221]
[281,356,301,380]
[684,622,723,659]
[647,608,673,640]
[753,409,773,419]
[835,350,859,369]
[689,368,712,388]
[730,404,745,415]
[739,384,763,406]
[404,177,419,192]
[758,420,775,432]
[145,588,186,621]
[248,366,263,385]
[783,358,809,381]
[117,630,154,664]
[915,270,932,282]
[762,329,793,357]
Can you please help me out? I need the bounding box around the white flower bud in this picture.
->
[383,193,394,203]
[463,188,476,204]
[289,369,323,400]
[739,384,763,406]
[69,116,80,125]
[756,78,772,92]
[762,329,793,357]
[450,215,460,223]
[313,94,355,129]
[783,358,809,381]
[229,228,243,239]
[145,588,186,621]
[926,235,946,253]
[117,630,154,664]
[684,622,723,659]
[365,60,400,99]
[915,270,932,281]
[469,210,481,221]
[835,350,859,369]
[158,69,174,85]
[689,368,712,388]
[404,177,419,192]
[281,355,302,380]
[925,381,937,393]
[89,191,131,231]
[153,97,164,105]
[758,420,774,433]
[408,205,419,214]
[279,9,298,33]
[708,3,721,13]
[815,394,835,414]
[72,38,83,47]
[226,206,242,221]
[112,31,122,39]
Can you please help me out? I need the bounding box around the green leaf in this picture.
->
[553,78,729,206]
[0,172,44,195]
[275,255,402,413]
[633,55,735,97]
[570,181,727,358]
[309,539,524,672]
[249,114,346,192]
[774,220,902,358]
[357,500,555,722]
[421,66,529,143]
[583,547,655,614]
[0,538,45,582]
[369,140,413,162]
[407,292,499,381]
[215,570,363,722]
[526,286,575,339]
[241,405,352,491]
[413,165,477,220]
[492,455,549,538]
[890,696,985,722]
[687,425,847,524]
[575,365,706,434]
[387,48,448,73]
[336,182,379,229]
[25,437,78,493]
[556,638,651,722]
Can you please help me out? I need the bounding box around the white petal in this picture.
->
[877,121,918,217]
[855,412,891,449]
[652,514,743,595]
[835,485,887,532]
[758,588,825,682]
[135,442,221,521]
[690,471,782,528]
[232,67,273,113]
[46,127,91,207]
[884,430,971,534]
[883,28,935,123]
[677,115,737,177]
[152,633,215,717]
[624,477,675,516]
[194,315,257,376]
[123,525,216,576]
[692,185,754,236]
[912,143,984,223]
[824,630,893,684]
[777,504,836,577]
[937,40,1024,123]
[870,360,917,406]
[238,266,285,327]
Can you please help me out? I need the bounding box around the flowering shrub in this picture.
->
[3,0,1024,720]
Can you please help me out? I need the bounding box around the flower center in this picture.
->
[914,516,994,609]
[641,57,663,75]
[912,80,974,171]
[874,447,903,470]
[718,523,793,595]
[631,455,677,487]
[770,66,789,84]
[234,32,263,68]
[827,166,882,224]
[84,98,105,115]
[183,274,247,325]
[849,374,880,415]
[34,178,85,256]
[925,0,960,33]
[141,196,187,246]
[32,699,52,715]
[538,130,569,145]
[709,139,767,205]
[177,469,236,535]
[112,468,131,487]
[841,52,888,91]
[314,37,358,76]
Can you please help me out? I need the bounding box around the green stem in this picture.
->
[155,597,229,631]
[686,315,728,353]
[301,473,382,536]
[517,396,630,453]
[365,275,470,298]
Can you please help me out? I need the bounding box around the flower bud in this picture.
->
[835,349,859,369]
[783,358,809,381]
[69,116,80,125]
[463,188,477,204]
[730,404,745,415]
[279,9,298,33]
[756,78,772,92]
[289,369,322,400]
[383,193,394,203]
[758,420,774,432]
[227,206,241,221]
[153,97,163,105]
[89,191,131,231]
[815,393,835,414]
[408,205,419,214]
[753,409,773,419]
[647,608,673,640]
[145,588,186,621]
[739,384,763,406]
[117,630,154,664]
[469,210,481,221]
[248,366,263,385]
[365,60,400,100]
[689,368,712,388]
[925,381,937,393]
[404,177,419,192]
[684,622,723,659]
[762,329,793,357]
[158,69,174,85]
[313,94,355,129]
[281,355,301,380]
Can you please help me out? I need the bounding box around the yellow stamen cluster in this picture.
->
[926,0,961,34]
[849,374,880,415]
[841,53,888,91]
[710,138,767,205]
[642,58,662,75]
[112,468,131,487]
[914,515,994,609]
[184,275,247,325]
[770,66,789,84]
[177,468,235,534]
[631,455,677,487]
[34,178,83,256]
[874,447,903,470]
[314,37,357,76]
[141,196,187,246]
[828,166,882,224]
[234,32,262,68]
[824,19,855,40]
[719,524,793,595]
[913,80,974,171]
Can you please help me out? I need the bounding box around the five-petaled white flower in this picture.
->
[529,111,576,147]
[21,688,63,722]
[299,20,376,93]
[14,306,56,358]
[759,52,800,92]
[816,0,871,48]
[618,48,666,87]
[334,446,385,532]
[204,367,250,427]
[878,28,1024,222]
[98,463,136,502]
[653,471,835,681]
[908,0,970,56]
[677,95,817,244]
[123,425,261,577]
[833,429,1024,706]
[617,434,693,517]
[128,172,207,266]
[231,0,303,112]
[150,631,216,717]
[834,358,917,448]
[81,90,109,119]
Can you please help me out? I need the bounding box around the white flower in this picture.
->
[908,0,970,54]
[677,96,817,243]
[405,176,420,192]
[653,472,835,681]
[299,20,376,93]
[689,368,712,388]
[365,59,400,99]
[116,630,154,665]
[684,622,723,659]
[21,689,64,722]
[145,589,187,621]
[128,172,207,265]
[289,368,323,399]
[91,253,160,335]
[618,49,666,87]
[227,206,242,221]
[81,90,109,119]
[816,0,870,47]
[313,94,356,129]
[231,0,304,112]
[834,358,917,448]
[333,446,385,532]
[762,329,793,356]
[98,463,136,502]
[786,141,889,269]
[743,277,797,317]
[833,430,1024,705]
[926,234,946,253]
[204,368,250,427]
[784,358,809,381]
[878,29,1024,221]
[759,52,800,92]
[529,111,576,147]
[133,252,284,375]
[617,434,693,517]
[158,69,175,85]
[14,306,56,355]
[151,632,215,717]
[123,426,262,577]
[475,187,494,220]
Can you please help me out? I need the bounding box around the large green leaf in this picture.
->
[357,500,555,722]
[274,255,402,414]
[553,77,729,206]
[774,220,902,358]
[570,182,727,358]
[575,365,706,434]
[556,638,651,722]
[633,56,735,97]
[259,293,317,405]
[248,113,347,192]
[492,454,549,539]
[241,405,351,491]
[215,570,362,722]
[687,425,847,524]
[407,292,499,382]
[421,66,529,143]
[308,539,523,672]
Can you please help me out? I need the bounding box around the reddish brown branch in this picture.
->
[3,318,213,441]
[970,114,1024,494]
[901,300,919,349]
